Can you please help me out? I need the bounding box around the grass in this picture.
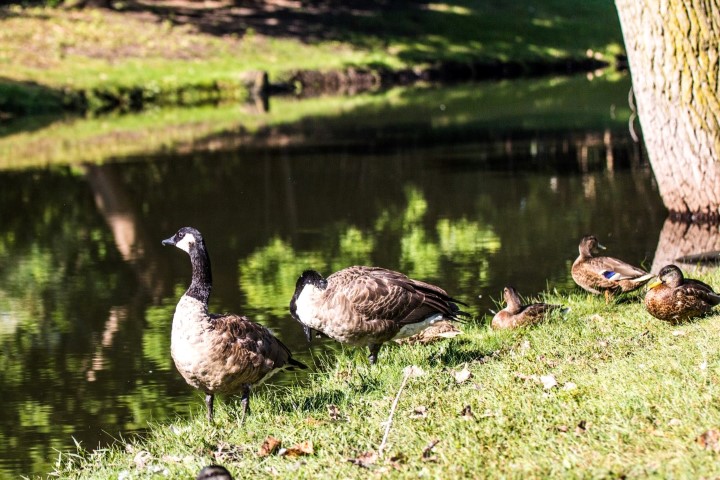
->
[52,269,720,478]
[0,1,625,115]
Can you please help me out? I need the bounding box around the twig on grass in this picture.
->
[378,365,425,458]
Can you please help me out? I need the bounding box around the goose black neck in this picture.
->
[187,242,212,305]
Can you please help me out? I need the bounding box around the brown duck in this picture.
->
[571,235,653,302]
[290,266,467,364]
[644,264,720,323]
[162,227,307,423]
[491,286,566,329]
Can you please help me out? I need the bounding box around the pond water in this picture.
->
[0,74,669,478]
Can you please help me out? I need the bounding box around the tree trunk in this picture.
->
[615,0,720,220]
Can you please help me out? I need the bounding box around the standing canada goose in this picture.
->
[289,266,468,364]
[571,235,654,302]
[491,286,566,329]
[644,264,720,323]
[162,227,307,423]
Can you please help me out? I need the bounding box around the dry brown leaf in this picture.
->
[540,374,558,389]
[258,436,282,457]
[411,405,428,418]
[328,404,342,421]
[555,425,569,433]
[281,440,314,457]
[459,405,475,421]
[453,365,472,384]
[347,450,378,468]
[697,429,720,452]
[421,439,440,462]
[404,365,426,378]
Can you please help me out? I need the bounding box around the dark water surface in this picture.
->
[0,76,668,477]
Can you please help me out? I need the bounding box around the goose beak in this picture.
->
[162,236,176,247]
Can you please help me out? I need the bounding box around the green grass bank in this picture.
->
[53,269,720,479]
[0,1,625,117]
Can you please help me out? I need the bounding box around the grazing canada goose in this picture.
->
[491,286,566,329]
[290,266,468,364]
[571,235,653,302]
[644,264,720,323]
[197,465,234,480]
[162,227,307,423]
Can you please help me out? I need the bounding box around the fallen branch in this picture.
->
[378,365,425,458]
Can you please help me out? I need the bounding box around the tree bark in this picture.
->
[615,0,720,220]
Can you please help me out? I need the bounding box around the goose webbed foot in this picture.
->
[368,344,381,365]
[205,393,215,423]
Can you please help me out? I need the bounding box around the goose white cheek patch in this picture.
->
[175,233,196,253]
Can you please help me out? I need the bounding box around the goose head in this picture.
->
[290,270,328,342]
[196,465,233,480]
[162,226,204,253]
[578,235,606,257]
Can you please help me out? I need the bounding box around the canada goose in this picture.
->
[644,264,720,323]
[197,465,233,480]
[290,266,467,364]
[491,286,566,329]
[571,235,653,302]
[162,227,307,423]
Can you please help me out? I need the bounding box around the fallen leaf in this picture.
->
[459,405,475,421]
[563,382,577,391]
[133,451,151,470]
[697,429,720,452]
[347,450,378,468]
[411,406,428,418]
[540,374,558,389]
[328,404,342,421]
[672,330,687,336]
[575,420,588,435]
[281,440,314,457]
[258,436,281,457]
[404,365,426,378]
[422,439,440,462]
[453,365,472,384]
[555,425,569,433]
[668,418,682,427]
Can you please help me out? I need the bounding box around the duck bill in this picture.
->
[647,278,662,289]
[597,243,607,250]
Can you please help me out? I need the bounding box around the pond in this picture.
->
[0,73,668,478]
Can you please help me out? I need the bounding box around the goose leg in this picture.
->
[205,393,214,423]
[240,385,251,425]
[368,344,381,365]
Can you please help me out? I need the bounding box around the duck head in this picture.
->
[649,264,684,289]
[502,286,524,314]
[578,235,606,257]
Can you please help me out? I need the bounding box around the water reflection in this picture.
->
[0,136,667,477]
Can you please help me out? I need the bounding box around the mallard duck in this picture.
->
[289,266,467,364]
[162,227,307,423]
[491,286,566,329]
[644,264,720,323]
[571,235,653,302]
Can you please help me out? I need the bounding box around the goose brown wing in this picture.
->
[209,314,306,369]
[328,267,458,326]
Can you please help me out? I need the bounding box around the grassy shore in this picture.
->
[0,1,624,116]
[53,269,720,479]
